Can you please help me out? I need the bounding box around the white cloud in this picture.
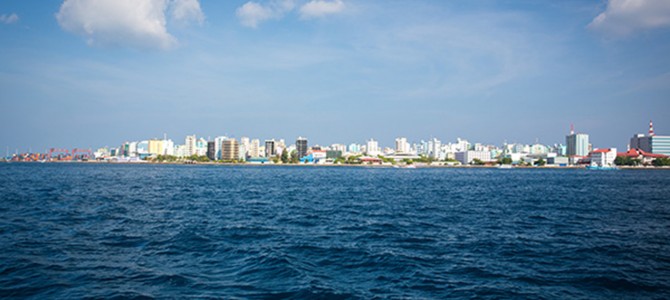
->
[171,0,205,25]
[299,0,344,19]
[236,0,295,28]
[56,0,204,50]
[589,0,670,36]
[0,13,19,24]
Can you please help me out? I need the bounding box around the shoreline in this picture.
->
[3,160,669,170]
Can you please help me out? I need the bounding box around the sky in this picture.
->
[1,0,669,153]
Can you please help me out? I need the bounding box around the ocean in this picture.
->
[1,163,669,298]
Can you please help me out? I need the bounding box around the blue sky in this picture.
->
[1,0,669,152]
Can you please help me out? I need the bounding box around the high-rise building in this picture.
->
[206,141,216,160]
[296,137,308,159]
[395,137,410,154]
[366,139,379,155]
[249,139,260,157]
[221,139,239,161]
[348,143,361,153]
[630,120,670,155]
[265,139,276,157]
[148,139,163,155]
[430,138,442,159]
[185,135,196,156]
[196,138,208,156]
[162,139,174,156]
[215,136,228,160]
[566,125,589,156]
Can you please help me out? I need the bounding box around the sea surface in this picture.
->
[1,163,669,299]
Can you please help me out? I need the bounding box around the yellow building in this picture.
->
[148,139,164,155]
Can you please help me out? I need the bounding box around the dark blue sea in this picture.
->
[1,163,669,299]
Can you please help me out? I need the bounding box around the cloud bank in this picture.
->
[0,13,19,24]
[589,0,670,36]
[56,0,204,50]
[299,0,344,19]
[236,0,345,28]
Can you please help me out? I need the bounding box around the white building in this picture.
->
[215,136,230,160]
[348,143,361,154]
[395,137,410,154]
[185,135,196,156]
[331,144,347,153]
[367,139,380,155]
[174,144,189,157]
[455,150,492,164]
[162,139,174,156]
[590,148,617,167]
[428,138,442,159]
[196,138,208,156]
[249,139,261,157]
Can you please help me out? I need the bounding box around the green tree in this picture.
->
[290,150,299,164]
[346,155,361,164]
[615,156,642,166]
[652,157,670,166]
[281,149,289,164]
[471,158,485,165]
[499,157,513,165]
[535,158,546,166]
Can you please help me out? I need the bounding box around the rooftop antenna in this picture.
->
[649,120,655,136]
[570,124,575,135]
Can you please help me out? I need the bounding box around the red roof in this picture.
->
[617,148,668,158]
[590,148,612,154]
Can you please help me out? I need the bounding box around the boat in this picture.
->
[497,164,513,169]
[586,164,618,170]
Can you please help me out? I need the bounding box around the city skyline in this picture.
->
[1,1,670,151]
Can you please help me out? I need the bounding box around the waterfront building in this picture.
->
[566,125,589,157]
[589,148,617,167]
[238,143,247,162]
[215,136,229,160]
[221,139,239,161]
[196,138,208,156]
[173,144,187,157]
[185,135,196,156]
[348,143,361,153]
[428,138,442,159]
[296,137,308,158]
[551,144,566,156]
[249,139,260,157]
[395,137,410,154]
[629,121,670,156]
[162,139,174,156]
[530,144,549,155]
[265,139,276,157]
[617,148,668,164]
[148,139,164,155]
[207,141,216,160]
[455,150,491,165]
[546,156,569,166]
[366,139,379,156]
[137,141,149,156]
[330,144,347,154]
